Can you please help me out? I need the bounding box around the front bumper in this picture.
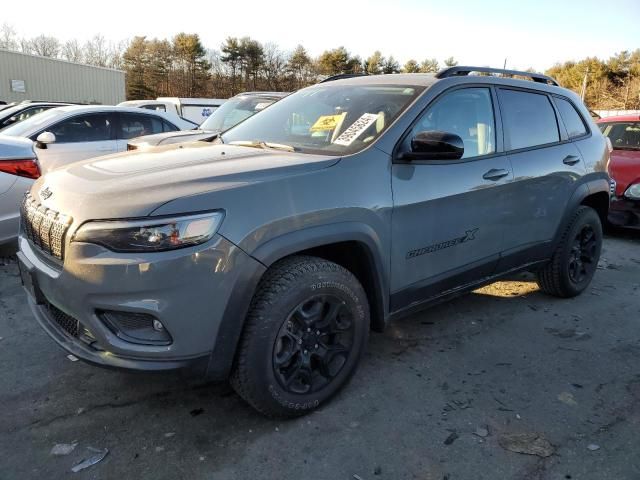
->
[608,195,640,229]
[18,233,264,377]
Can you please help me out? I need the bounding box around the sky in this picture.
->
[2,0,639,71]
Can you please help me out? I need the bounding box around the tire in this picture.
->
[536,206,602,298]
[230,255,370,418]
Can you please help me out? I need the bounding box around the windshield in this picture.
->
[200,96,278,132]
[1,108,64,137]
[221,84,423,155]
[600,122,640,150]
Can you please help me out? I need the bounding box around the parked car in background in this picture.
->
[0,101,72,131]
[118,97,226,125]
[0,105,195,173]
[127,91,288,150]
[598,114,640,228]
[0,136,40,245]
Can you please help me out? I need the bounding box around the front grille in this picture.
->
[20,194,72,260]
[47,302,80,337]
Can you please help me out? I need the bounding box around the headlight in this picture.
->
[625,183,640,200]
[73,212,224,252]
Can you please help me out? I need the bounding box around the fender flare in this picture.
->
[551,173,610,250]
[251,221,390,331]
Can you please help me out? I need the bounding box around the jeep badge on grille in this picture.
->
[40,187,53,201]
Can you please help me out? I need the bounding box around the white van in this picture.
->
[119,97,227,125]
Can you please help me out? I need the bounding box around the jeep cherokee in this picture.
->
[17,67,610,417]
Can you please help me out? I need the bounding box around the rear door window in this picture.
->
[499,89,560,150]
[554,97,588,138]
[49,113,113,143]
[119,114,165,139]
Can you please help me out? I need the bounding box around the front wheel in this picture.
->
[230,255,370,418]
[536,206,603,298]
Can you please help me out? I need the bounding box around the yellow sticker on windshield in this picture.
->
[310,113,346,132]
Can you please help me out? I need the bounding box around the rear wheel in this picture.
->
[230,255,370,418]
[536,206,602,298]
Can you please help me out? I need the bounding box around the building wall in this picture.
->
[0,49,125,105]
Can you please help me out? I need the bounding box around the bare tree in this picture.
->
[84,35,109,66]
[0,23,17,50]
[30,35,60,57]
[62,39,84,63]
[19,38,32,54]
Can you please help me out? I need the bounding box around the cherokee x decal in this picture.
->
[406,228,479,259]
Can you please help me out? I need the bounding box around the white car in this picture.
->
[0,136,40,245]
[0,105,196,173]
[118,97,226,125]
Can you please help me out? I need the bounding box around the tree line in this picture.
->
[1,23,638,109]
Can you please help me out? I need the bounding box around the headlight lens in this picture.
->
[625,183,640,200]
[73,212,224,252]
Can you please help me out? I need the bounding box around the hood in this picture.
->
[609,149,640,195]
[30,142,339,224]
[127,130,218,149]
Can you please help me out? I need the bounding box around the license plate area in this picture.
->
[17,252,45,304]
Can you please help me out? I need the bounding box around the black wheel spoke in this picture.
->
[568,224,598,284]
[273,294,355,395]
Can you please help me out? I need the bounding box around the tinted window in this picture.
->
[555,97,587,138]
[119,114,164,139]
[141,104,166,112]
[499,90,559,150]
[410,87,496,158]
[49,114,112,143]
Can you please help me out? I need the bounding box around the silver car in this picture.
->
[0,136,40,245]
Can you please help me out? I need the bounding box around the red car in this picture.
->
[597,114,640,228]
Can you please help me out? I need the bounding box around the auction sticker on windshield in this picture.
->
[333,113,379,146]
[310,113,346,132]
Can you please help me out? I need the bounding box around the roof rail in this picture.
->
[318,73,368,83]
[435,66,558,86]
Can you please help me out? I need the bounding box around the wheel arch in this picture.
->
[251,222,389,333]
[551,174,610,250]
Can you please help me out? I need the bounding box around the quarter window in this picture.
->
[409,87,496,159]
[555,97,587,138]
[499,90,559,150]
[49,114,112,143]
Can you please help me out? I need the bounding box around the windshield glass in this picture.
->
[1,108,64,137]
[221,84,423,155]
[600,122,640,150]
[200,96,278,132]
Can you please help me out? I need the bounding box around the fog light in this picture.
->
[98,310,172,345]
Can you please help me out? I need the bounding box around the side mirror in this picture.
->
[406,130,464,160]
[35,131,56,149]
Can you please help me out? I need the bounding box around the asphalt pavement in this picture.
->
[1,231,639,480]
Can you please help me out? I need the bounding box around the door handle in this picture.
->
[563,155,580,166]
[482,168,509,181]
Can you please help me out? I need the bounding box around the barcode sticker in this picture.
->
[333,113,379,146]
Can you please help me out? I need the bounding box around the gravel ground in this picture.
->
[1,231,639,480]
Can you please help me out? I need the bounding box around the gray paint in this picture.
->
[18,72,610,377]
[0,49,125,104]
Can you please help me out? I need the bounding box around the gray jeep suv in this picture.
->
[18,67,610,417]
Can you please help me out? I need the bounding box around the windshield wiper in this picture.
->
[229,140,296,152]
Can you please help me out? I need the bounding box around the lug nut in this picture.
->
[298,339,302,344]
[316,330,320,335]
[314,344,318,349]
[307,328,311,332]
